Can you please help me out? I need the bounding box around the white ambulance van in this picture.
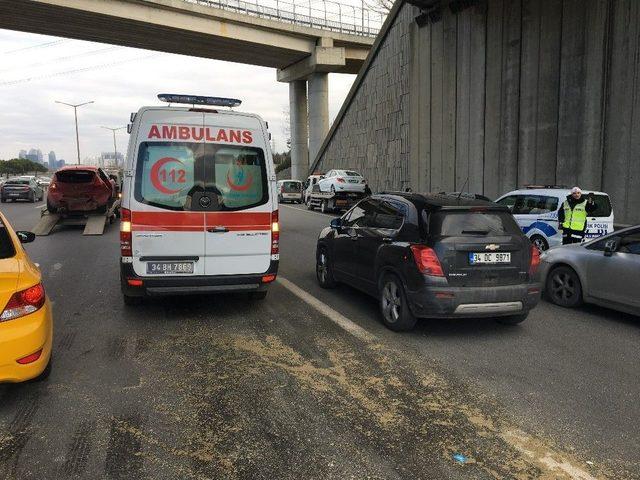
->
[120,94,279,304]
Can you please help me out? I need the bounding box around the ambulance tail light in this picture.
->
[271,210,279,255]
[120,208,132,257]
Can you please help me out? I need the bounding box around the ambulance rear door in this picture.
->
[202,113,273,276]
[130,109,207,277]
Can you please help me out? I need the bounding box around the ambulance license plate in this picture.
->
[146,262,194,274]
[469,252,511,264]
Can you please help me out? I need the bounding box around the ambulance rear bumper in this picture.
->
[120,261,278,297]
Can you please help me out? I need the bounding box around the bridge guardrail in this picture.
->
[184,0,384,37]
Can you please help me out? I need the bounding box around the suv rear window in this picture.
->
[55,171,95,183]
[430,210,522,236]
[5,180,29,185]
[135,142,268,211]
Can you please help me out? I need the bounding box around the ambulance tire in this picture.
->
[250,291,268,300]
[123,294,143,306]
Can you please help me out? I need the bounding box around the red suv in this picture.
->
[47,166,115,213]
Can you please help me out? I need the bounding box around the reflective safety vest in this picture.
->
[562,199,588,231]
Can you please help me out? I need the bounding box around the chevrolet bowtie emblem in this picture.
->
[485,244,500,251]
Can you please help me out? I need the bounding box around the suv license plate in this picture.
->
[146,262,194,274]
[469,252,511,264]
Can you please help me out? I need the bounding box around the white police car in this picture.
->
[495,187,614,252]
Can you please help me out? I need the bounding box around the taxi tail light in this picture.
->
[271,210,279,255]
[410,245,444,277]
[17,350,42,365]
[336,177,346,183]
[120,208,132,257]
[529,244,541,276]
[1,283,46,322]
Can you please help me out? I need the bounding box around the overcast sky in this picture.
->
[0,29,357,162]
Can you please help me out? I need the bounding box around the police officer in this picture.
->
[558,187,596,245]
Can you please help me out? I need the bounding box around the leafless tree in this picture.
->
[364,0,394,16]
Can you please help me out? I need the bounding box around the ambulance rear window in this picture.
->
[134,142,268,211]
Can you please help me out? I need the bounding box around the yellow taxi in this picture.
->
[0,211,52,383]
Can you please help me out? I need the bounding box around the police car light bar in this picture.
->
[157,94,241,108]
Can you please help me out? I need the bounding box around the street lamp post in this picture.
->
[55,100,94,165]
[101,126,126,168]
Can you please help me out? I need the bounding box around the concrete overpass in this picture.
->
[0,0,380,178]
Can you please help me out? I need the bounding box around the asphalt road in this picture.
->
[0,198,638,479]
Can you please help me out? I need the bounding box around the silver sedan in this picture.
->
[540,225,640,316]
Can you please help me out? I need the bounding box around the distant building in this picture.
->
[48,151,56,170]
[18,150,27,159]
[26,148,39,163]
[56,159,65,169]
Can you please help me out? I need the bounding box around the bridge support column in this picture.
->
[289,80,309,181]
[308,72,329,165]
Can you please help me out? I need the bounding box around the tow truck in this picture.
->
[32,199,120,236]
[305,184,368,213]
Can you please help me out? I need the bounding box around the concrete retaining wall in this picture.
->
[316,0,640,225]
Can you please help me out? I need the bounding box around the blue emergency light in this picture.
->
[157,94,242,108]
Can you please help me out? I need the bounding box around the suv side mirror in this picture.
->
[604,237,620,257]
[330,218,342,230]
[16,231,36,244]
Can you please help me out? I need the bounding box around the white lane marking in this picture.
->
[276,276,376,343]
[280,203,335,219]
[34,204,44,208]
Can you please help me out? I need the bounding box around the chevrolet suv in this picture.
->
[316,193,541,331]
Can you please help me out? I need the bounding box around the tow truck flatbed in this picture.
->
[32,200,120,236]
[306,188,367,213]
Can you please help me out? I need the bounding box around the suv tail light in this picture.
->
[336,177,346,183]
[271,210,279,255]
[410,245,444,277]
[120,208,132,256]
[529,244,540,276]
[1,283,46,322]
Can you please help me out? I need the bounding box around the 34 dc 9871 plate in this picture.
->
[469,252,511,264]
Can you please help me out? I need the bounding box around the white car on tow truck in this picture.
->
[317,169,367,194]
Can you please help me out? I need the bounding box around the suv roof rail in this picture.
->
[523,184,569,189]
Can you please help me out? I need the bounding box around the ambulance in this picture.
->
[120,94,279,304]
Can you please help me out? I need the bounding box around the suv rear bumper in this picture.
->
[406,282,541,318]
[120,261,278,297]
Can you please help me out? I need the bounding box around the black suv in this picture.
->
[315,193,541,331]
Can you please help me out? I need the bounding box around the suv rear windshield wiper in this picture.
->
[461,230,490,235]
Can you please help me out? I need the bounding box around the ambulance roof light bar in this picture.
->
[157,94,241,108]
